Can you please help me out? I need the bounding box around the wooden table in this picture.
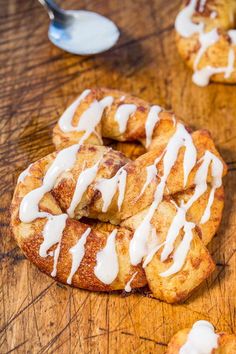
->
[0,0,236,353]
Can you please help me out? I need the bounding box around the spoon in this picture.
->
[38,0,120,55]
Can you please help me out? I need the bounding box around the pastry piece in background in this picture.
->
[11,88,227,303]
[166,320,236,353]
[175,0,236,86]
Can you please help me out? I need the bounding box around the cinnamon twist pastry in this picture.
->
[175,0,236,86]
[167,320,236,353]
[11,88,227,303]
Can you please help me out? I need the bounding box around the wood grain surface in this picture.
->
[0,0,236,353]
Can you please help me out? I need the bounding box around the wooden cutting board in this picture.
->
[0,0,235,353]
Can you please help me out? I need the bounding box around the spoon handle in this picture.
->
[38,0,73,25]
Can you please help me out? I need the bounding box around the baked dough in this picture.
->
[11,88,227,303]
[167,320,236,353]
[175,0,236,86]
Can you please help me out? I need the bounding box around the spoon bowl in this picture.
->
[39,1,120,55]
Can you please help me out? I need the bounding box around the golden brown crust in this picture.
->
[176,0,236,84]
[11,88,227,303]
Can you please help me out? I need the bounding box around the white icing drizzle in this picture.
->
[175,0,203,37]
[160,220,195,277]
[199,151,223,224]
[117,168,127,211]
[145,105,162,148]
[19,144,81,276]
[158,150,223,276]
[58,90,113,144]
[160,202,189,263]
[201,188,215,224]
[210,11,217,19]
[179,320,219,354]
[224,49,235,78]
[229,30,236,44]
[199,0,207,13]
[67,227,91,285]
[51,242,61,277]
[143,232,166,268]
[175,0,236,86]
[138,153,164,199]
[139,165,158,199]
[124,271,138,292]
[40,214,68,258]
[19,144,80,223]
[99,96,114,109]
[131,124,223,276]
[114,104,137,134]
[75,97,113,145]
[129,123,197,266]
[194,28,219,71]
[58,89,91,132]
[96,167,127,212]
[177,150,224,228]
[94,229,119,284]
[193,49,235,87]
[67,159,101,218]
[17,163,32,183]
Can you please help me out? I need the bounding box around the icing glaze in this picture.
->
[72,97,112,145]
[145,105,162,148]
[51,242,61,277]
[179,320,219,354]
[210,11,217,19]
[139,165,157,199]
[138,153,164,199]
[117,169,128,211]
[229,30,236,44]
[67,228,91,284]
[94,229,119,284]
[199,151,223,224]
[124,271,138,292]
[17,163,32,183]
[194,29,219,71]
[160,220,195,277]
[40,214,68,258]
[143,237,165,268]
[96,167,127,212]
[199,0,207,13]
[193,49,235,87]
[58,91,113,145]
[129,123,196,266]
[175,0,203,38]
[114,104,137,133]
[58,89,91,133]
[67,159,102,218]
[159,151,223,276]
[20,144,80,223]
[161,202,188,262]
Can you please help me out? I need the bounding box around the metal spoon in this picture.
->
[38,0,120,55]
